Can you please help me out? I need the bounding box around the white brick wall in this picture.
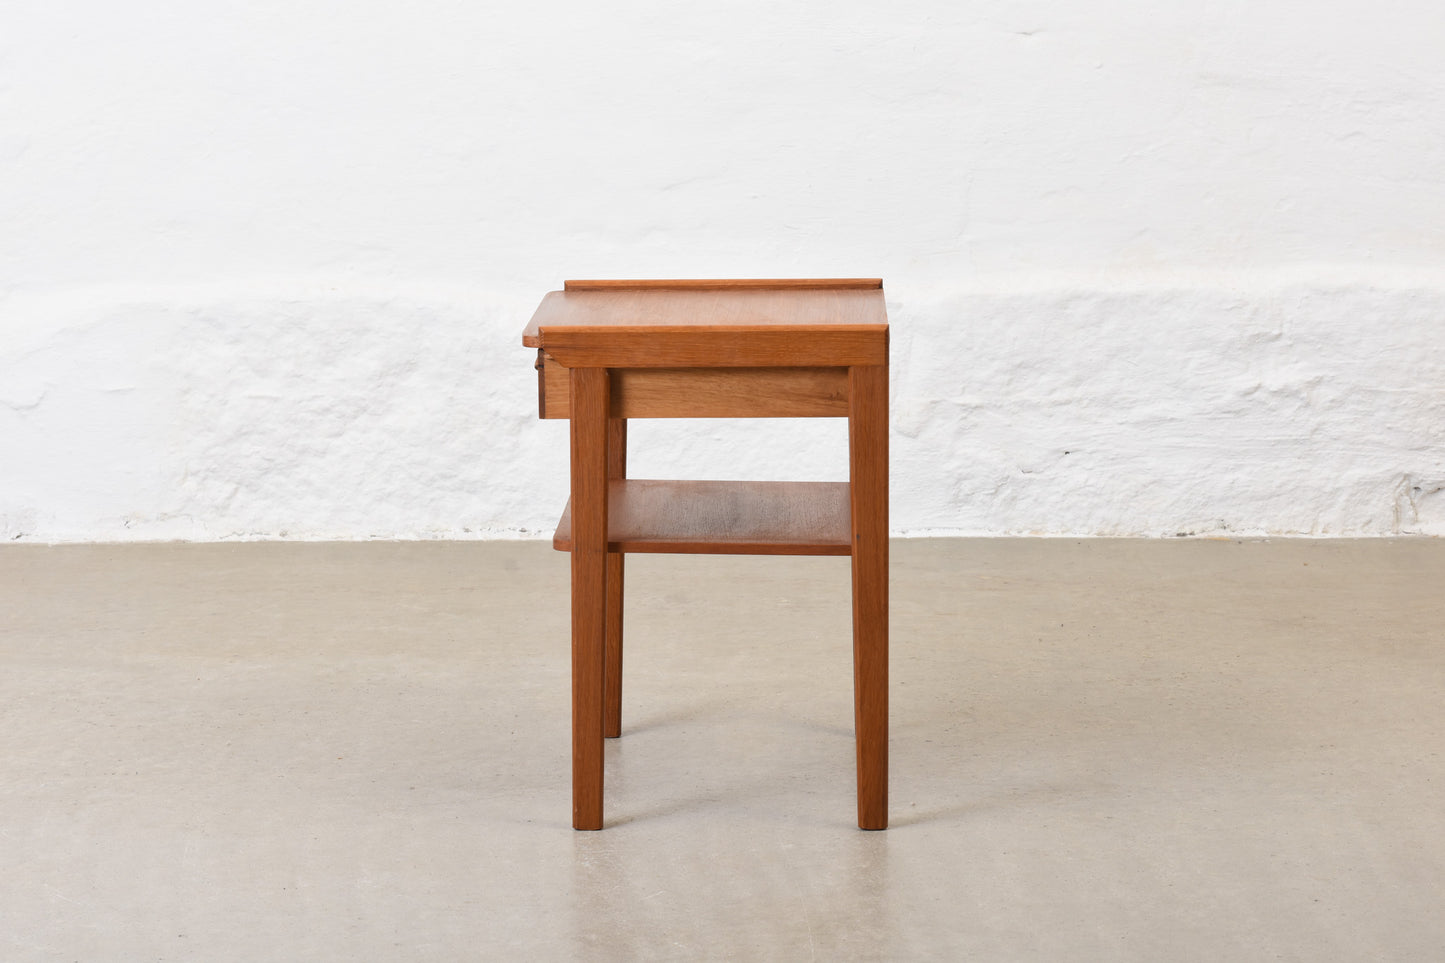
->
[3,2,1442,539]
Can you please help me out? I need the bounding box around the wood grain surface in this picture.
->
[536,325,886,369]
[848,364,889,830]
[523,285,887,349]
[539,357,849,419]
[605,418,626,740]
[569,367,609,830]
[563,278,881,290]
[553,479,852,556]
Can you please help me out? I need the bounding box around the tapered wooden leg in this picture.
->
[570,367,610,830]
[604,418,627,739]
[849,363,889,830]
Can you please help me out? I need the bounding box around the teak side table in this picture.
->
[522,278,888,830]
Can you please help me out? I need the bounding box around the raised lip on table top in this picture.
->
[562,278,882,290]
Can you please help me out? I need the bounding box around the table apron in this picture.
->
[538,354,851,419]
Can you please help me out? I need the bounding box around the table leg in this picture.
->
[605,417,627,739]
[570,367,610,830]
[849,363,889,830]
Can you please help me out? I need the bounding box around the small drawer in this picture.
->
[537,351,570,419]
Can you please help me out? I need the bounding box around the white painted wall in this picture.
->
[3,1,1443,540]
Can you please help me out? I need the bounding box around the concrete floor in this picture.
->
[1,538,1442,960]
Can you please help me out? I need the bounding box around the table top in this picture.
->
[523,279,888,368]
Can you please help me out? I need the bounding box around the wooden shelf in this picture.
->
[552,479,852,556]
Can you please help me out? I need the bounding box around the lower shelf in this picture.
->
[552,479,852,556]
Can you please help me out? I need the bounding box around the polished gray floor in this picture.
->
[2,538,1442,960]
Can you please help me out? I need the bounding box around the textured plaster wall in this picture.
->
[3,1,1443,540]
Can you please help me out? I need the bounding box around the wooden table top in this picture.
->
[523,279,888,368]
